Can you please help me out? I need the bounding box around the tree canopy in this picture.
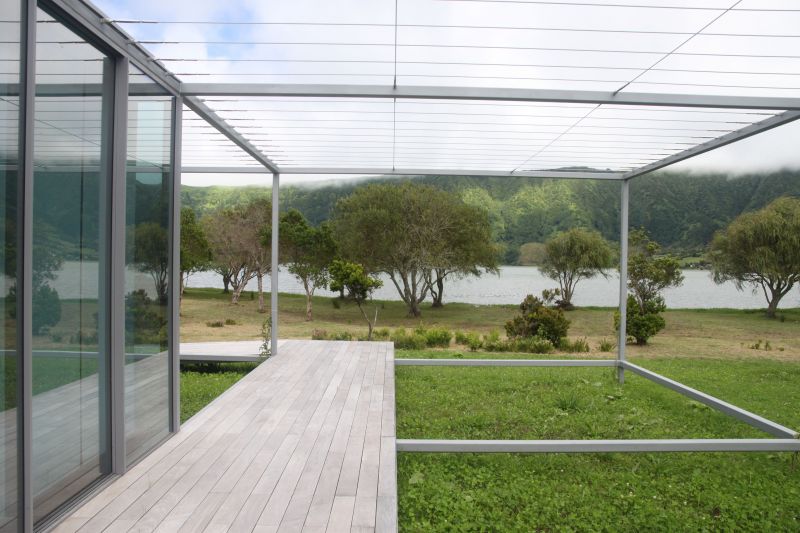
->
[277,209,337,321]
[332,181,498,316]
[539,227,615,308]
[708,196,800,318]
[180,207,211,296]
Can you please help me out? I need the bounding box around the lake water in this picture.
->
[185,266,800,309]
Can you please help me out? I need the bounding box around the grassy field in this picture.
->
[396,353,800,531]
[180,287,800,361]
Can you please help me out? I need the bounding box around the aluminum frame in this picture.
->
[395,357,799,453]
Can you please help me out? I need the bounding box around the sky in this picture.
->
[90,0,800,187]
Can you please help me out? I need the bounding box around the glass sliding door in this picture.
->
[31,8,111,522]
[124,66,172,463]
[0,1,20,531]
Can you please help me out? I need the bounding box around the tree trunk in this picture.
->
[222,273,231,294]
[257,272,265,313]
[408,298,421,317]
[304,280,313,321]
[179,271,185,299]
[231,280,245,304]
[431,276,444,307]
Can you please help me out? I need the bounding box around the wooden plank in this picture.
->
[51,340,398,533]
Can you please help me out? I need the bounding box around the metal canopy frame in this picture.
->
[15,6,794,514]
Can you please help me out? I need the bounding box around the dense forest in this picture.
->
[181,170,800,264]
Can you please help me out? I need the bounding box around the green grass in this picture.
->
[396,353,800,531]
[180,362,258,423]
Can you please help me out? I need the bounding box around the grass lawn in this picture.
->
[180,362,257,423]
[396,352,800,531]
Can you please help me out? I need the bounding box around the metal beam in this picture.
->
[183,96,280,174]
[276,167,624,180]
[181,83,800,111]
[270,172,279,357]
[168,97,182,434]
[38,0,180,96]
[623,110,800,179]
[18,1,36,529]
[617,179,629,384]
[181,166,271,175]
[622,362,799,439]
[394,359,617,367]
[396,439,800,453]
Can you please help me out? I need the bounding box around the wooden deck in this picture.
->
[54,340,397,533]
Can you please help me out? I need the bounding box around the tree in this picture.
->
[277,209,337,321]
[203,198,271,306]
[539,228,615,309]
[425,202,499,308]
[129,222,169,304]
[618,229,684,345]
[332,182,497,317]
[180,207,211,298]
[329,259,382,340]
[708,196,800,318]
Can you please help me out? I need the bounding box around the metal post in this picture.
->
[107,56,128,473]
[168,98,183,433]
[617,179,630,384]
[18,0,36,530]
[270,172,279,357]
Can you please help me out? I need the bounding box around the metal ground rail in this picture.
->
[394,357,800,453]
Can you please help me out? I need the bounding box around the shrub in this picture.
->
[206,320,224,328]
[424,327,452,347]
[615,295,666,345]
[464,332,483,352]
[483,331,509,352]
[598,338,616,352]
[512,336,554,354]
[454,331,469,345]
[392,331,427,350]
[372,327,391,340]
[331,298,342,309]
[259,317,271,357]
[331,331,354,341]
[311,329,328,340]
[505,293,570,345]
[70,329,98,345]
[224,318,238,326]
[559,337,590,353]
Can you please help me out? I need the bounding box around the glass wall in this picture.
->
[0,1,20,531]
[124,66,173,463]
[31,8,110,522]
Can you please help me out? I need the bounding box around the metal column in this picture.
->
[617,179,630,384]
[106,56,129,474]
[18,0,36,530]
[169,98,183,433]
[270,172,279,357]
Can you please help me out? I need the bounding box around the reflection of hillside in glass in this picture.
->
[124,64,173,464]
[29,7,109,523]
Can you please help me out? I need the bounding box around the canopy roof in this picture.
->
[25,0,800,179]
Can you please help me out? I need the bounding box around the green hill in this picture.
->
[181,170,800,264]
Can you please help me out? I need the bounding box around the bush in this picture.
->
[125,289,167,345]
[260,317,271,357]
[206,320,224,328]
[598,338,616,352]
[454,331,469,345]
[373,327,391,340]
[331,331,354,341]
[482,331,509,352]
[615,295,666,345]
[424,327,452,348]
[465,332,483,352]
[505,294,570,345]
[512,336,554,354]
[331,298,342,309]
[224,318,237,326]
[9,283,63,335]
[69,329,98,345]
[559,337,590,353]
[391,330,427,350]
[311,328,328,340]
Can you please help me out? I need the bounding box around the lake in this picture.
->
[185,266,800,309]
